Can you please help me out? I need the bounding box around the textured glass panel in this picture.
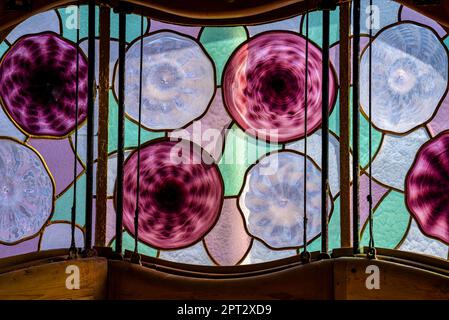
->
[358,0,400,35]
[0,237,39,259]
[371,128,429,191]
[110,232,157,257]
[150,20,200,38]
[28,138,84,196]
[200,27,247,84]
[53,174,86,226]
[79,38,119,85]
[110,12,148,43]
[6,10,60,44]
[0,41,9,59]
[241,240,296,264]
[107,91,164,154]
[114,31,215,130]
[247,16,301,37]
[218,125,282,196]
[204,198,252,265]
[399,219,448,259]
[361,191,410,249]
[58,5,99,42]
[360,23,448,134]
[40,223,84,250]
[0,6,96,257]
[239,151,332,249]
[3,0,448,263]
[0,139,54,243]
[301,8,340,46]
[0,105,25,141]
[169,88,232,162]
[400,6,447,38]
[159,242,215,265]
[355,1,449,258]
[286,130,345,197]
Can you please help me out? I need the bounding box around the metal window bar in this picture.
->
[69,0,81,259]
[352,0,361,254]
[115,9,127,256]
[321,6,331,257]
[84,0,96,256]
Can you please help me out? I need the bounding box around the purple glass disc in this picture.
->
[406,133,449,244]
[0,32,88,137]
[223,31,337,143]
[120,139,223,249]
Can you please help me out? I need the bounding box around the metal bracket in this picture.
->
[300,250,312,264]
[318,252,332,260]
[67,247,80,260]
[130,252,142,265]
[81,247,98,258]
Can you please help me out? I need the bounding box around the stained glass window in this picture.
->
[0,1,448,264]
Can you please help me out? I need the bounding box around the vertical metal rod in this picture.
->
[352,0,361,254]
[367,0,376,259]
[84,0,95,252]
[69,0,81,258]
[339,0,352,248]
[133,15,144,261]
[300,8,310,263]
[321,8,330,255]
[95,5,110,247]
[115,10,127,255]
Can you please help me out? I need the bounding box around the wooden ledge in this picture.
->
[0,249,448,299]
[0,257,108,300]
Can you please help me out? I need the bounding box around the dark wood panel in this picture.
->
[0,257,108,300]
[1,251,449,299]
[334,257,449,300]
[107,259,334,299]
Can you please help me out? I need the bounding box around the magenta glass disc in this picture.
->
[0,32,88,137]
[121,139,224,249]
[405,133,449,244]
[222,31,337,143]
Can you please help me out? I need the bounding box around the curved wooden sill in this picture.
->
[0,248,448,300]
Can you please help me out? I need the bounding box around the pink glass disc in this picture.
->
[121,139,223,249]
[0,32,88,137]
[222,31,337,143]
[406,133,449,244]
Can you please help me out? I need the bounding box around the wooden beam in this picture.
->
[107,259,334,299]
[95,4,110,247]
[334,257,449,300]
[0,0,326,31]
[1,249,449,300]
[0,258,108,300]
[339,1,351,248]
